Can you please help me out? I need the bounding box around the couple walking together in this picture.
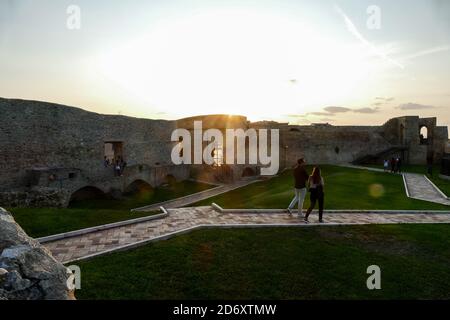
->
[287,158,324,223]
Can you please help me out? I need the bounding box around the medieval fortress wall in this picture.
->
[0,98,180,187]
[0,98,190,206]
[280,125,388,165]
[0,97,448,207]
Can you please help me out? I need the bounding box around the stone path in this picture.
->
[403,173,450,205]
[43,206,450,264]
[339,164,387,173]
[132,178,262,211]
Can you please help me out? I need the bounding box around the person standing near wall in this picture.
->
[287,158,309,218]
[383,159,389,172]
[396,157,402,173]
[114,160,121,176]
[427,153,434,176]
[390,157,396,173]
[104,156,110,168]
[120,159,127,176]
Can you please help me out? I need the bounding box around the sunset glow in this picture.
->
[1,0,449,126]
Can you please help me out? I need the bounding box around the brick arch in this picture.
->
[124,179,153,194]
[69,186,106,205]
[162,174,177,185]
[242,167,256,177]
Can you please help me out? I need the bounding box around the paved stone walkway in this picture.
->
[339,164,386,173]
[43,206,450,264]
[403,173,450,205]
[132,178,261,211]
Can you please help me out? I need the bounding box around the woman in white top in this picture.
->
[304,167,325,223]
[383,159,389,172]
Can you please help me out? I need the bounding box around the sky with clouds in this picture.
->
[0,0,449,131]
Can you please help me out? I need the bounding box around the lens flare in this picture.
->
[369,183,385,198]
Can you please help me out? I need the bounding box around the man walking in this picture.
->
[287,158,309,217]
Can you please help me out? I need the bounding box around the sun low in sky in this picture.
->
[1,0,449,128]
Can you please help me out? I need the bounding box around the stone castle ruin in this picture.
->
[0,98,448,207]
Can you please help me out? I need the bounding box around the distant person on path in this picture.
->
[383,159,389,172]
[396,157,402,173]
[304,167,325,223]
[427,154,434,176]
[287,158,309,217]
[390,157,396,173]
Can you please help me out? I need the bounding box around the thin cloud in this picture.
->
[308,112,336,116]
[285,114,307,118]
[324,106,352,113]
[403,45,450,60]
[354,107,380,114]
[373,97,394,107]
[375,97,395,102]
[397,103,435,110]
[334,5,404,69]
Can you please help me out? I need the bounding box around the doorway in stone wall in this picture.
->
[420,126,429,145]
[104,141,124,163]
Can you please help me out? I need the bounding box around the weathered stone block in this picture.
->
[0,207,74,300]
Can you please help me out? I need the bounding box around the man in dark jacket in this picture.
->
[287,158,309,217]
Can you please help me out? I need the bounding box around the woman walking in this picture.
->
[304,167,325,223]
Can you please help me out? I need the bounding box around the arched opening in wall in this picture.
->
[163,174,177,186]
[242,167,256,177]
[420,126,429,145]
[214,165,234,183]
[290,128,300,132]
[123,179,155,206]
[212,144,223,167]
[124,179,153,195]
[69,186,106,207]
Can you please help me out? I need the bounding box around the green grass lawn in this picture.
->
[10,207,157,238]
[432,177,450,198]
[365,164,450,197]
[192,165,449,210]
[10,180,213,238]
[75,224,450,300]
